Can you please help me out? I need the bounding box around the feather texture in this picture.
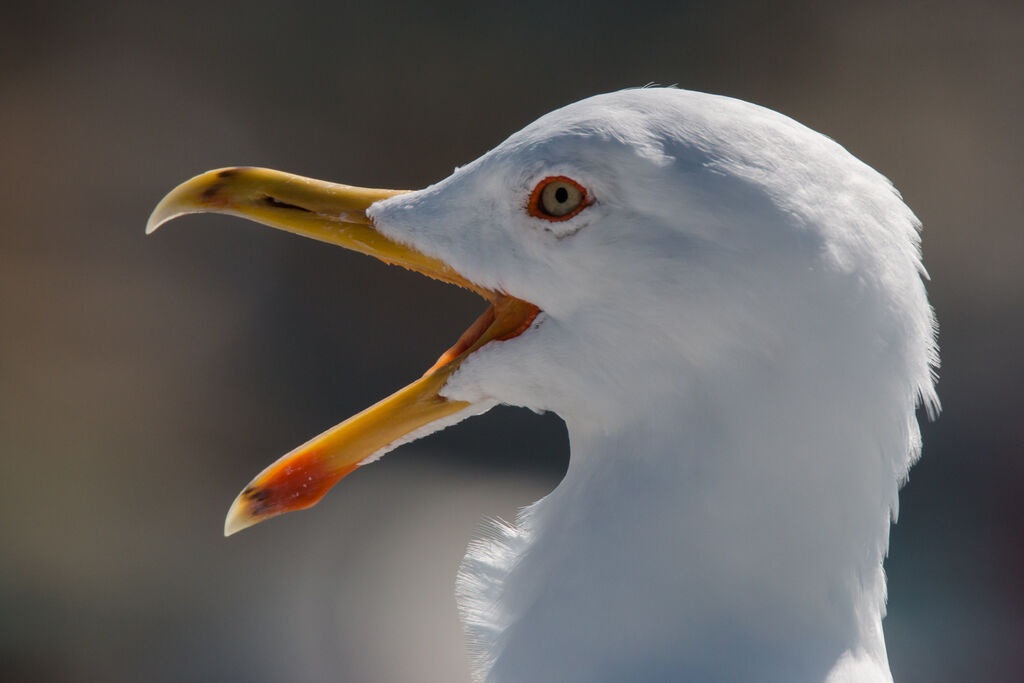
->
[366,88,938,682]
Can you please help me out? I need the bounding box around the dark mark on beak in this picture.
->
[242,486,272,502]
[201,183,224,201]
[261,196,313,212]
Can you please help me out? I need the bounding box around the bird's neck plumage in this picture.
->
[451,93,937,681]
[459,345,912,683]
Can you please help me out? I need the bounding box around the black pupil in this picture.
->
[554,186,569,203]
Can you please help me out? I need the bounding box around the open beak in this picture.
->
[147,167,539,535]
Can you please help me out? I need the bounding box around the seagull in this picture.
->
[147,88,938,683]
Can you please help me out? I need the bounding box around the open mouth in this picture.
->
[147,166,539,534]
[426,294,539,376]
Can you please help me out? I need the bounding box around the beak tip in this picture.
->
[224,495,260,537]
[144,214,163,235]
[146,167,228,235]
[145,202,183,235]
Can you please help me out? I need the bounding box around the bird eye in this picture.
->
[528,176,589,221]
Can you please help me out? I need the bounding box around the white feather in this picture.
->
[367,88,938,683]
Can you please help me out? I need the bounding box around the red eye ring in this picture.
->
[527,176,591,222]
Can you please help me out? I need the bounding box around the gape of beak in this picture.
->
[147,167,539,534]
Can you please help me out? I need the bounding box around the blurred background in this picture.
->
[1,1,1021,681]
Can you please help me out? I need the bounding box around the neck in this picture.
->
[459,356,906,683]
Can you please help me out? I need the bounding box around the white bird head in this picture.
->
[371,89,937,429]
[148,87,938,682]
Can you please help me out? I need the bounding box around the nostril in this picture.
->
[260,195,312,212]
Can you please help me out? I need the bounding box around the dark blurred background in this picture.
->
[1,1,1021,681]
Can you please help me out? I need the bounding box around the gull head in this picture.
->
[147,87,938,542]
[370,89,938,432]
